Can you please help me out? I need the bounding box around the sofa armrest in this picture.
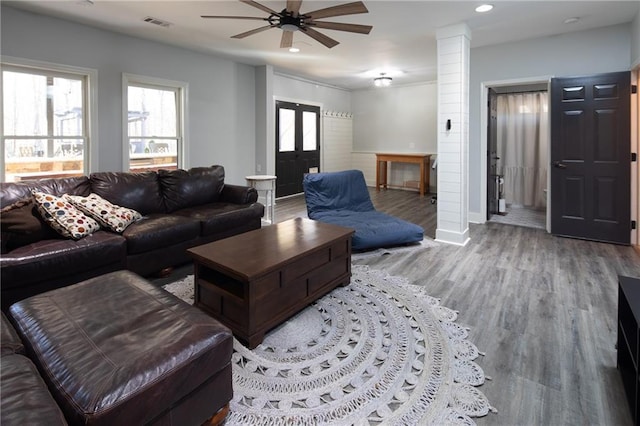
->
[220,184,258,204]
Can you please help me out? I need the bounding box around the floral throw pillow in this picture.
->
[32,191,100,239]
[64,193,142,233]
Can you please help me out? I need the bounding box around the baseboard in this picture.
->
[435,227,470,246]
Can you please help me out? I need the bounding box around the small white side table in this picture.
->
[245,175,277,225]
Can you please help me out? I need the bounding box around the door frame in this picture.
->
[271,96,323,198]
[632,66,639,247]
[478,76,552,231]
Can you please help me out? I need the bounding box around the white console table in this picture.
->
[245,175,277,225]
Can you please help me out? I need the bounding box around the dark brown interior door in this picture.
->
[487,88,499,219]
[275,101,320,198]
[550,71,631,244]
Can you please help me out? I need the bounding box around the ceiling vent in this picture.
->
[143,16,172,28]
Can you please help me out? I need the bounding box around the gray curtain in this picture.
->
[496,92,549,209]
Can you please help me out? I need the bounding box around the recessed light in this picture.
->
[563,17,580,24]
[289,47,300,53]
[475,4,493,13]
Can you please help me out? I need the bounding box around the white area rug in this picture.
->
[163,265,495,425]
[351,238,440,260]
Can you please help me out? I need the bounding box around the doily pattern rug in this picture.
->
[163,265,494,425]
[351,239,439,260]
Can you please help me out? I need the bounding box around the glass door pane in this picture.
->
[302,111,317,151]
[278,108,295,152]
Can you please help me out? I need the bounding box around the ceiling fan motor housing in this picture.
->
[279,11,303,32]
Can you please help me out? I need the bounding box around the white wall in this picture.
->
[352,82,436,153]
[273,73,351,113]
[351,82,437,189]
[270,72,352,175]
[632,11,640,68]
[1,6,257,185]
[469,23,633,216]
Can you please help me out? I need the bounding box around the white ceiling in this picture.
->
[5,1,640,89]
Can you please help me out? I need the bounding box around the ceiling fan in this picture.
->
[201,0,372,49]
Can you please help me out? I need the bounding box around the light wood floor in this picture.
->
[275,188,640,426]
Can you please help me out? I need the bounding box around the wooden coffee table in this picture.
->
[187,218,354,349]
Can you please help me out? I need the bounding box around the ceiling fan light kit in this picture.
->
[374,74,392,87]
[202,0,373,49]
[475,4,494,13]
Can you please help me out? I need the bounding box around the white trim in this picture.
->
[273,71,349,92]
[1,55,98,179]
[631,67,639,246]
[122,73,188,171]
[435,227,470,246]
[478,75,552,230]
[274,96,323,109]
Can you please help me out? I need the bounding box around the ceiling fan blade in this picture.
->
[307,21,372,34]
[280,31,294,48]
[287,0,302,17]
[300,27,339,48]
[239,0,279,16]
[231,25,274,39]
[201,15,269,21]
[304,1,368,19]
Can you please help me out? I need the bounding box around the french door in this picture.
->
[275,101,320,198]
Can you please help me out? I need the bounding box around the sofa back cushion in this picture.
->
[1,199,62,253]
[0,177,91,209]
[158,166,225,212]
[90,172,165,215]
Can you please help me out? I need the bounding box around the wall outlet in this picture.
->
[257,164,262,172]
[409,142,415,149]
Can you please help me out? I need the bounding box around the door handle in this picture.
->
[553,161,567,169]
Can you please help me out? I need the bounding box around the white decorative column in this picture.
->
[435,24,471,246]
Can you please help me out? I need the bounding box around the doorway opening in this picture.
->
[487,83,549,230]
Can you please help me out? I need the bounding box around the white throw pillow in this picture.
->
[32,191,101,239]
[64,193,142,233]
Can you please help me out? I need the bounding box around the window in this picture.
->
[124,74,186,172]
[302,110,317,151]
[278,108,296,152]
[2,62,93,182]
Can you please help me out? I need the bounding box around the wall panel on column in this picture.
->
[435,24,471,246]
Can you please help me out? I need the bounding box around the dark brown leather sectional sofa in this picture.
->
[0,165,264,310]
[2,270,234,425]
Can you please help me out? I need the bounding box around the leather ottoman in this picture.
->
[8,270,233,426]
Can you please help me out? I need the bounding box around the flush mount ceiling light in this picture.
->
[374,73,392,87]
[475,4,493,12]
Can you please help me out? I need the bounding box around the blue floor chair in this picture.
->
[303,170,424,251]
